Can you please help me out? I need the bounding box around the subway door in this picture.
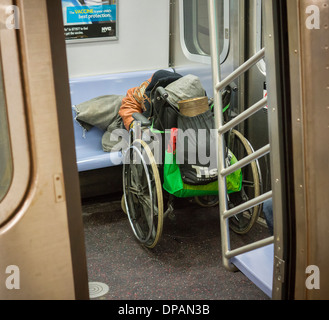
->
[0,0,89,299]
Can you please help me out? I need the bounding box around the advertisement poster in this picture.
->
[62,0,117,42]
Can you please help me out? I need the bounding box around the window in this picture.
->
[0,56,13,203]
[0,22,31,228]
[180,0,230,64]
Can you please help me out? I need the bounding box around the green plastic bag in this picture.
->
[163,148,242,199]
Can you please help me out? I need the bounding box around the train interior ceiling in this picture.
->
[0,0,328,301]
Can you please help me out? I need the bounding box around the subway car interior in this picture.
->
[0,0,328,302]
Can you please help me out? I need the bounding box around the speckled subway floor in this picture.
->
[82,194,270,300]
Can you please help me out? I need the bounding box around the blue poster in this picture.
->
[61,0,118,41]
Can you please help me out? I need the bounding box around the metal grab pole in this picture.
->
[218,97,268,135]
[221,144,271,177]
[208,0,236,272]
[215,48,265,92]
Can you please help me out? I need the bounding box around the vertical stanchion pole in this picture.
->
[207,0,236,271]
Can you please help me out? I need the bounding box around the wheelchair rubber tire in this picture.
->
[123,139,164,249]
[121,195,127,214]
[194,195,219,208]
[227,129,262,235]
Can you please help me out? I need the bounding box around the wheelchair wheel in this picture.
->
[194,195,219,208]
[121,195,127,214]
[123,139,164,248]
[227,129,262,235]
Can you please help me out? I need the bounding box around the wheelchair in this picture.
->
[121,85,262,248]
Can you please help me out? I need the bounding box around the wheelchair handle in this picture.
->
[229,82,238,92]
[156,87,169,100]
